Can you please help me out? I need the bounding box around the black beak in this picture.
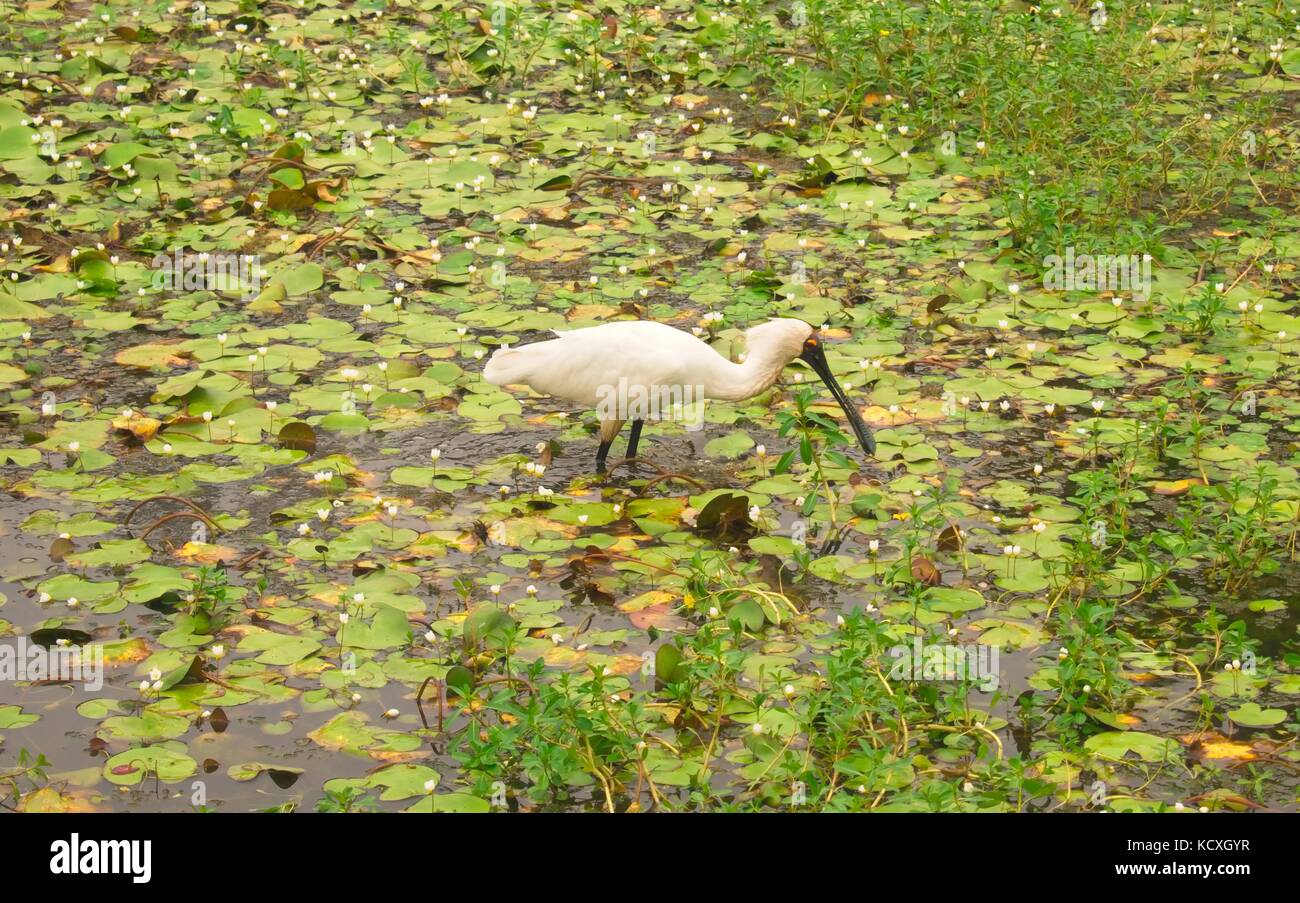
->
[800,340,876,457]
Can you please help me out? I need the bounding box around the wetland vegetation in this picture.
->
[1,0,1299,813]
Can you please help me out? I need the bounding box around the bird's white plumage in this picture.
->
[483,319,814,407]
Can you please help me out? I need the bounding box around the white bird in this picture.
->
[483,318,876,473]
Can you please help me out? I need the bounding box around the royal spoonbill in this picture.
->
[483,318,876,473]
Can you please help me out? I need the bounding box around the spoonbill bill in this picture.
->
[483,318,876,473]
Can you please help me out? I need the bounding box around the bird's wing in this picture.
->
[483,323,715,409]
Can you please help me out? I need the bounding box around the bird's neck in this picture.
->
[706,351,787,402]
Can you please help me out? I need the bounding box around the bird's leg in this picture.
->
[595,439,613,474]
[595,418,625,476]
[626,420,644,461]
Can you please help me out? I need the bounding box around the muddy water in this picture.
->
[0,388,763,810]
[4,311,1297,811]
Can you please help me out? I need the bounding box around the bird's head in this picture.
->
[744,318,877,458]
[742,318,818,367]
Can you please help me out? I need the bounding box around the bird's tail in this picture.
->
[482,346,534,386]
